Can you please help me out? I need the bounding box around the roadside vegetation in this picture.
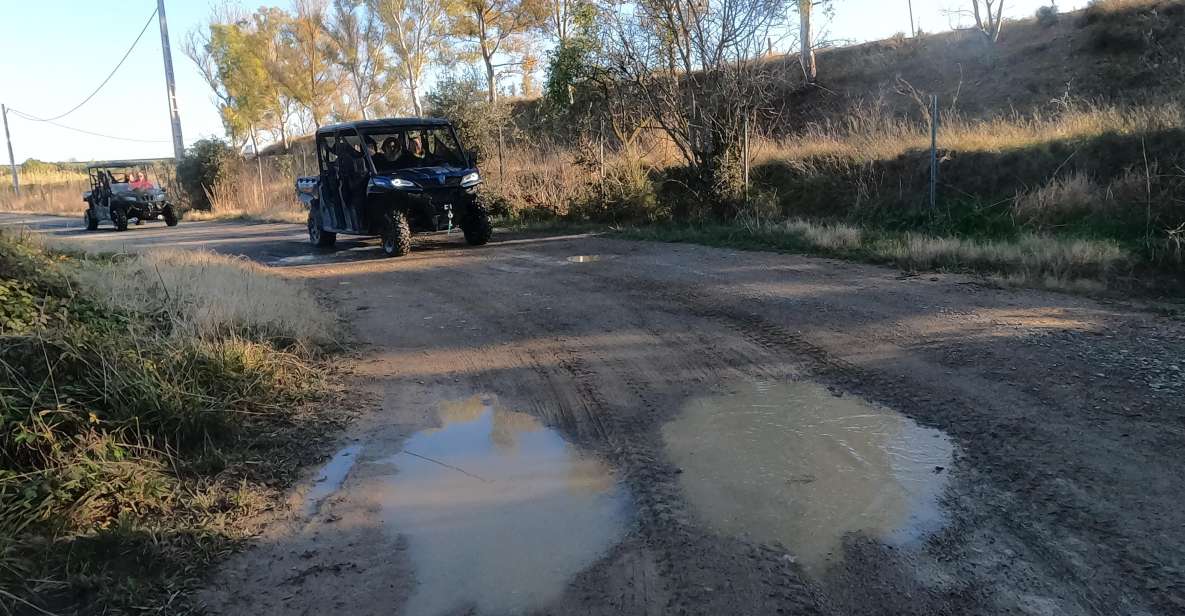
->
[0,231,342,614]
[4,0,1181,294]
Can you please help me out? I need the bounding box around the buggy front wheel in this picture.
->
[111,207,129,231]
[83,208,99,231]
[381,210,411,257]
[461,204,493,246]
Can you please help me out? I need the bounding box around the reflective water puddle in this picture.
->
[663,380,953,574]
[365,395,628,616]
[303,444,362,517]
[567,255,604,263]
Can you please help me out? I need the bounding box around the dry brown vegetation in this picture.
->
[0,231,341,613]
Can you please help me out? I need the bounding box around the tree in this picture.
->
[184,10,272,154]
[542,0,596,108]
[599,0,790,204]
[326,0,390,119]
[798,0,816,84]
[370,0,452,116]
[281,0,335,128]
[968,0,1005,42]
[796,1,834,84]
[249,8,302,150]
[450,0,548,103]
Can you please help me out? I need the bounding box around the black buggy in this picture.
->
[82,160,179,231]
[295,118,492,257]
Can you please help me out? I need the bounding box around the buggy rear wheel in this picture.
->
[162,204,179,227]
[308,210,336,247]
[381,210,411,257]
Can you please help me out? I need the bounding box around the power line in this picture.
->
[17,7,159,123]
[8,110,170,143]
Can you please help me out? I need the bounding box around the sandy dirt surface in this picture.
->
[4,213,1183,616]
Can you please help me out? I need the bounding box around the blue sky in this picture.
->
[0,0,1084,162]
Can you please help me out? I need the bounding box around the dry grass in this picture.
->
[630,218,1136,292]
[0,180,88,216]
[754,103,1184,164]
[1,231,342,613]
[185,163,306,223]
[79,248,336,347]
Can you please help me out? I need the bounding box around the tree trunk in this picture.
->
[405,63,423,116]
[483,52,498,103]
[410,82,423,117]
[799,0,816,84]
[249,127,264,195]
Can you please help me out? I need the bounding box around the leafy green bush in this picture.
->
[176,138,240,211]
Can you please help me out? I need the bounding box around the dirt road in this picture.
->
[5,213,1183,615]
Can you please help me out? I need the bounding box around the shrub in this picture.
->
[1036,5,1059,26]
[176,138,239,211]
[427,73,510,163]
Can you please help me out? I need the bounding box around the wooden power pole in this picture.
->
[157,0,185,160]
[2,104,18,195]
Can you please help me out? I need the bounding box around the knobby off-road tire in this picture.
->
[461,204,493,246]
[162,204,179,226]
[308,209,336,247]
[110,207,129,232]
[381,210,412,257]
[84,207,99,231]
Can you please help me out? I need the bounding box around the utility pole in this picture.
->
[2,105,18,195]
[908,0,916,37]
[157,0,185,161]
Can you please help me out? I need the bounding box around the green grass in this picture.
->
[615,218,1176,295]
[0,233,344,615]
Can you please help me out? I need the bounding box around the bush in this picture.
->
[1036,5,1059,26]
[426,73,511,164]
[176,138,240,211]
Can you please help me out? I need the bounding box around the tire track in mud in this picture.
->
[415,255,827,615]
[559,258,1178,615]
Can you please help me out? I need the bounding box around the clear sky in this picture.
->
[0,0,1085,162]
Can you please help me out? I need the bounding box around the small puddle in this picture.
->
[303,444,362,517]
[272,253,325,266]
[567,255,603,263]
[366,395,628,615]
[663,380,953,574]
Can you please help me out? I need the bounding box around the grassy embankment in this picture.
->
[488,1,1185,294]
[0,232,342,614]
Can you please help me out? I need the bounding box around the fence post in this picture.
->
[497,123,505,185]
[598,118,605,181]
[930,94,939,210]
[743,113,751,198]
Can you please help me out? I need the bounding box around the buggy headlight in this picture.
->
[460,172,481,187]
[374,177,417,189]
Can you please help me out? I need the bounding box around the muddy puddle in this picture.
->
[363,395,628,615]
[663,380,953,574]
[303,444,362,517]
